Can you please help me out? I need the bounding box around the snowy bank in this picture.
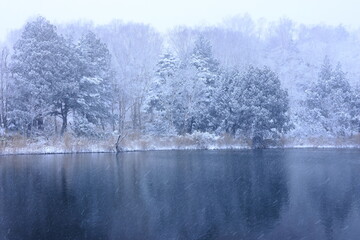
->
[1,133,360,155]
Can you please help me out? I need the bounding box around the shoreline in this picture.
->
[1,144,360,156]
[1,133,359,156]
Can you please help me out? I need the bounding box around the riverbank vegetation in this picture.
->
[0,16,359,152]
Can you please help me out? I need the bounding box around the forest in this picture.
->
[0,16,359,151]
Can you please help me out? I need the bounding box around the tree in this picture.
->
[188,35,221,133]
[216,68,242,135]
[9,17,66,135]
[96,22,163,133]
[235,66,291,147]
[143,52,178,135]
[305,57,354,136]
[351,86,360,133]
[49,38,82,135]
[72,31,113,136]
[10,18,114,136]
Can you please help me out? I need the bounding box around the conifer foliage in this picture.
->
[9,17,113,136]
[305,57,355,136]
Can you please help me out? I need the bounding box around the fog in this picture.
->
[1,0,360,41]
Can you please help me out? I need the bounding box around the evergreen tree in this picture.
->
[144,52,178,135]
[145,52,178,115]
[9,17,67,135]
[236,66,291,147]
[216,69,242,135]
[330,63,353,135]
[10,18,114,136]
[188,36,220,133]
[49,39,83,135]
[73,31,113,136]
[305,57,354,136]
[351,86,360,133]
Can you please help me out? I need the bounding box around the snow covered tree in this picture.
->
[96,22,162,133]
[235,66,291,147]
[145,52,178,115]
[305,57,354,136]
[216,69,242,135]
[49,38,83,135]
[9,18,114,136]
[143,52,178,135]
[330,63,354,135]
[9,17,66,135]
[73,31,113,136]
[187,35,220,133]
[351,86,360,133]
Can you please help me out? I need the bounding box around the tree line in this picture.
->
[0,16,359,146]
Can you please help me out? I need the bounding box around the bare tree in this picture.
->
[96,21,163,133]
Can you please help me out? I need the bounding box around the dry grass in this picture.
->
[283,134,360,147]
[97,136,117,152]
[173,135,198,148]
[1,132,360,155]
[0,135,29,154]
[63,132,75,150]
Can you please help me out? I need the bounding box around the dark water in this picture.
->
[0,150,360,240]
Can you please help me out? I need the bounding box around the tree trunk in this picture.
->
[54,116,58,134]
[37,116,44,130]
[111,99,115,132]
[26,123,32,138]
[252,135,265,149]
[118,97,125,133]
[61,113,67,135]
[115,133,127,153]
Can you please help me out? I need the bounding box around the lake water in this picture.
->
[0,149,360,240]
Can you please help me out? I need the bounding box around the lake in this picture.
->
[0,149,360,240]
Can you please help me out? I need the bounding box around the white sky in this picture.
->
[0,0,359,41]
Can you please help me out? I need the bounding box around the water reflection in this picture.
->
[305,154,360,240]
[0,149,359,240]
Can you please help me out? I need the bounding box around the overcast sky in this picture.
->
[0,0,358,41]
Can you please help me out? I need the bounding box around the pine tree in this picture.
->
[188,36,220,133]
[73,31,113,136]
[216,69,242,135]
[351,85,360,133]
[49,38,83,135]
[10,18,114,136]
[236,66,291,147]
[9,17,67,135]
[330,63,353,135]
[305,57,354,136]
[144,52,178,135]
[145,52,177,115]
